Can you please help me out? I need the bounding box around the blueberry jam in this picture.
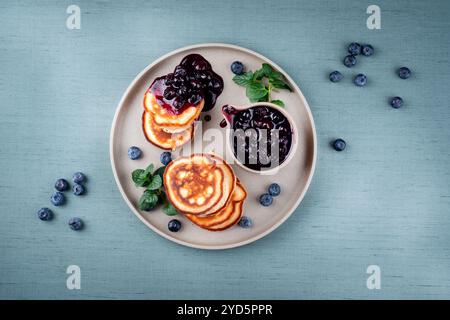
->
[223,105,293,171]
[148,54,223,114]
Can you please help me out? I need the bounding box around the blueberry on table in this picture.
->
[348,42,361,55]
[128,146,142,160]
[73,183,85,196]
[54,178,69,192]
[69,217,84,231]
[72,172,86,184]
[51,191,65,206]
[37,207,53,221]
[398,67,411,79]
[268,183,281,197]
[231,61,244,75]
[353,74,367,87]
[329,71,343,82]
[361,44,374,56]
[259,193,273,206]
[343,55,357,68]
[333,138,346,151]
[160,152,172,165]
[238,216,253,228]
[168,219,181,232]
[390,97,404,109]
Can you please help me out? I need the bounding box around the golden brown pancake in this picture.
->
[207,201,244,231]
[185,180,246,229]
[197,154,236,217]
[164,154,236,216]
[144,91,203,133]
[142,111,193,151]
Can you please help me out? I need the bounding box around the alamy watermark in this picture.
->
[66,265,81,290]
[366,265,381,290]
[367,5,381,30]
[66,5,81,30]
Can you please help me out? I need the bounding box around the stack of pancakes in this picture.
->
[142,83,202,150]
[164,154,246,231]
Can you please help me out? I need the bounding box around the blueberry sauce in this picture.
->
[148,54,223,115]
[219,119,227,128]
[222,105,293,171]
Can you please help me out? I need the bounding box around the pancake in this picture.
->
[164,154,236,216]
[142,111,193,150]
[207,201,244,231]
[197,154,236,217]
[185,180,246,229]
[144,91,203,133]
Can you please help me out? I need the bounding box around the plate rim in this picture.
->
[109,43,317,250]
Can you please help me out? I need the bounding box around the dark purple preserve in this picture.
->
[222,105,293,171]
[149,54,223,114]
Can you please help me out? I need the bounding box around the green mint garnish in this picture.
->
[232,63,291,106]
[131,163,178,215]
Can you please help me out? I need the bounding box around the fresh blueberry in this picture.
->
[348,42,361,55]
[333,138,346,151]
[37,207,53,221]
[390,97,404,109]
[128,146,142,160]
[168,219,181,232]
[343,55,357,68]
[259,193,273,206]
[54,179,69,192]
[68,217,84,231]
[73,183,85,196]
[329,71,343,82]
[231,61,245,75]
[160,152,172,165]
[361,44,374,56]
[398,67,411,79]
[72,172,86,184]
[238,216,253,228]
[353,74,367,87]
[268,183,281,197]
[50,192,65,206]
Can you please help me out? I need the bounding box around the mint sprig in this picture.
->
[131,164,178,215]
[232,63,292,106]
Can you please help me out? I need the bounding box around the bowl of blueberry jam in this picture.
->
[222,102,298,174]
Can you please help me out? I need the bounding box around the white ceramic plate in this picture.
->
[110,43,316,249]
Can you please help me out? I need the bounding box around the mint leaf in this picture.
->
[232,63,292,106]
[271,99,285,107]
[254,63,273,80]
[258,93,269,102]
[232,72,254,87]
[139,190,158,211]
[162,202,178,216]
[253,69,265,81]
[144,164,154,175]
[268,70,284,80]
[132,169,150,187]
[246,82,268,102]
[146,174,162,191]
[154,166,166,185]
[269,77,292,91]
[132,169,145,184]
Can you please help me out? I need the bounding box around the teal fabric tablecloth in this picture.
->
[1,0,450,299]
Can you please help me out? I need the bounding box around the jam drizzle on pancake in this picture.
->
[148,54,223,115]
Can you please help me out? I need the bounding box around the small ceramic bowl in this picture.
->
[222,102,299,175]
